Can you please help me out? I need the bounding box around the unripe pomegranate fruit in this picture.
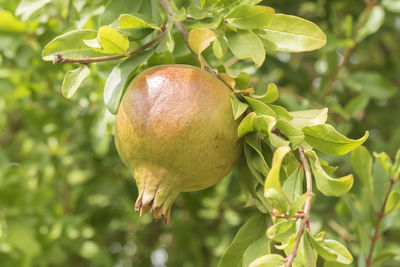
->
[115,65,242,224]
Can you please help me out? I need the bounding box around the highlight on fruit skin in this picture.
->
[114,64,243,225]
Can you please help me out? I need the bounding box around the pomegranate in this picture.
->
[115,65,242,224]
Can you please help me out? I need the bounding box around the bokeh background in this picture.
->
[0,0,399,266]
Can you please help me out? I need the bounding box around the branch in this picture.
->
[158,0,215,74]
[320,0,378,103]
[284,147,314,267]
[365,178,398,266]
[53,31,167,64]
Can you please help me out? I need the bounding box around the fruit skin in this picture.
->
[115,64,242,223]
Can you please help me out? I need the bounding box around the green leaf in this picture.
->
[344,93,370,118]
[61,65,91,99]
[385,191,400,215]
[188,28,216,67]
[298,234,317,267]
[8,220,41,257]
[15,0,51,21]
[218,214,267,267]
[283,169,303,204]
[288,193,307,217]
[307,231,338,262]
[226,29,265,67]
[252,83,279,104]
[356,6,385,41]
[373,151,393,177]
[242,236,270,267]
[231,94,249,120]
[188,4,207,20]
[275,120,304,149]
[213,36,228,59]
[94,26,130,54]
[0,10,26,33]
[265,146,291,198]
[307,151,354,197]
[249,254,285,267]
[319,158,338,174]
[104,49,155,114]
[383,0,400,13]
[265,188,289,213]
[238,112,257,137]
[235,72,251,89]
[344,71,397,99]
[187,15,223,29]
[266,220,296,242]
[225,5,275,30]
[244,134,270,184]
[118,14,161,30]
[268,105,292,120]
[243,96,276,117]
[302,124,369,156]
[256,14,326,53]
[42,29,105,61]
[289,108,328,129]
[324,239,353,264]
[392,149,400,179]
[351,146,375,206]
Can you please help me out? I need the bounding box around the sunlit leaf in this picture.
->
[302,124,368,156]
[231,94,249,120]
[356,6,385,41]
[188,4,207,20]
[226,5,275,29]
[267,220,296,242]
[119,13,161,30]
[256,14,326,52]
[218,214,267,267]
[264,188,288,213]
[289,108,328,129]
[249,254,285,267]
[351,146,375,206]
[251,83,279,104]
[238,112,257,137]
[275,120,304,149]
[264,146,291,198]
[62,65,91,99]
[307,231,338,262]
[392,149,400,179]
[324,239,353,264]
[226,30,265,67]
[16,0,51,21]
[242,236,270,267]
[307,151,354,196]
[385,191,400,215]
[243,96,276,117]
[188,28,216,67]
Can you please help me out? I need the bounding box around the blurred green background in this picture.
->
[0,0,399,266]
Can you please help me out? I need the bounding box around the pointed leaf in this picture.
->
[289,108,328,129]
[213,36,228,59]
[243,236,270,267]
[307,151,353,196]
[62,65,91,99]
[188,28,217,67]
[119,13,161,30]
[249,254,285,267]
[275,120,304,149]
[218,214,267,267]
[42,29,104,61]
[231,94,249,120]
[356,6,385,41]
[302,124,369,156]
[344,71,397,100]
[256,14,326,52]
[385,191,400,215]
[288,193,308,217]
[264,188,288,213]
[226,29,265,67]
[351,146,375,205]
[307,232,338,262]
[325,240,353,264]
[392,149,400,179]
[96,26,129,54]
[188,4,207,20]
[238,112,257,137]
[225,5,275,29]
[373,151,393,177]
[252,83,279,103]
[268,105,292,120]
[267,220,296,242]
[265,146,291,197]
[243,96,276,117]
[104,49,155,114]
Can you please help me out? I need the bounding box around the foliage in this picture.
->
[1,0,400,266]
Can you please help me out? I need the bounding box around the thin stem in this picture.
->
[365,178,397,266]
[320,0,378,103]
[53,31,167,64]
[158,0,215,74]
[284,147,314,267]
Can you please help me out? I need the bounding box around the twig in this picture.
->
[365,178,398,266]
[320,0,378,103]
[284,147,314,267]
[53,31,167,64]
[158,0,215,74]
